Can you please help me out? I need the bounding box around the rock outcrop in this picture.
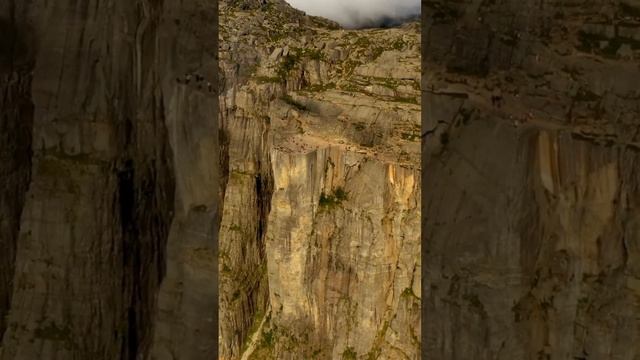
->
[0,1,219,359]
[219,1,421,359]
[423,0,640,359]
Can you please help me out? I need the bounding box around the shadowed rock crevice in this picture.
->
[147,1,220,358]
[0,5,34,343]
[116,152,176,360]
[218,111,274,359]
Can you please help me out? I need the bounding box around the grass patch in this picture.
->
[401,132,420,141]
[343,59,362,76]
[392,38,406,50]
[276,47,327,81]
[392,96,419,105]
[371,46,385,59]
[262,328,276,348]
[276,52,301,80]
[319,187,348,208]
[371,76,399,90]
[401,287,419,299]
[342,346,358,360]
[340,82,361,93]
[301,47,325,60]
[354,36,372,48]
[305,82,336,92]
[255,76,281,84]
[366,320,391,359]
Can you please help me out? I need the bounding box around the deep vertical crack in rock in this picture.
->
[0,1,180,358]
[0,0,34,344]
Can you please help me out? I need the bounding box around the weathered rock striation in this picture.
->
[423,0,640,359]
[0,1,219,359]
[219,1,421,359]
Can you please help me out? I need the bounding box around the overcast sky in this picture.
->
[285,0,420,29]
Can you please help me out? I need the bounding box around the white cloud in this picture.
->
[285,0,420,28]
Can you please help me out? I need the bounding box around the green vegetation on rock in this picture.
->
[342,346,358,360]
[319,187,349,208]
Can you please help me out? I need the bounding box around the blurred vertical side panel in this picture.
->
[0,1,34,351]
[421,1,428,358]
[423,0,640,359]
[0,0,220,359]
[150,0,220,359]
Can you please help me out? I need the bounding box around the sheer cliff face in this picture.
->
[0,1,218,359]
[0,1,174,358]
[219,1,421,359]
[423,0,640,359]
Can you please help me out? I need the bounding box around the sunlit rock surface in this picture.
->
[219,0,421,358]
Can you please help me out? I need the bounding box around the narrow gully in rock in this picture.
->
[114,105,177,360]
[0,0,34,343]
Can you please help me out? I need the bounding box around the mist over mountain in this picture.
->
[285,0,420,28]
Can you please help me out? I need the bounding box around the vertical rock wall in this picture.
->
[0,1,219,359]
[217,39,273,359]
[265,148,420,359]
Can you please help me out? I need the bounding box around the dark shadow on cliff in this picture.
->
[0,14,34,343]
